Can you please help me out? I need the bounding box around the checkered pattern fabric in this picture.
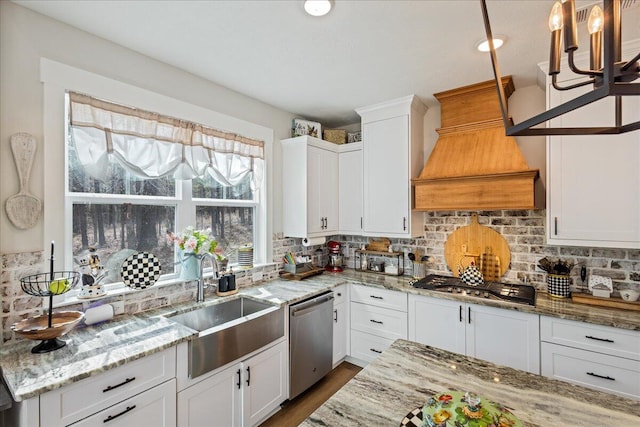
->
[400,407,423,427]
[120,252,161,290]
[547,274,571,298]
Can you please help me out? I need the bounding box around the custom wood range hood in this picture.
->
[412,76,540,211]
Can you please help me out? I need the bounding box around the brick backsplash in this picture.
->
[4,210,640,343]
[277,210,640,297]
[0,251,279,344]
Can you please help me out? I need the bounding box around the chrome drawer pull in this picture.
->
[586,372,615,381]
[370,319,383,324]
[104,405,136,423]
[585,335,614,343]
[370,348,382,354]
[370,295,383,299]
[103,377,136,393]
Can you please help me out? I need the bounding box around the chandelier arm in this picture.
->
[552,75,596,91]
[567,51,602,76]
[620,52,640,72]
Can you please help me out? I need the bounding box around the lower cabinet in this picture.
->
[540,316,640,400]
[333,285,348,366]
[73,380,176,427]
[408,294,540,374]
[177,339,287,427]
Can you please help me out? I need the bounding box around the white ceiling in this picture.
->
[13,0,640,127]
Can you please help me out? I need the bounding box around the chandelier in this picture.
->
[480,0,640,136]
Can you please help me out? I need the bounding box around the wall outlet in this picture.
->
[110,301,125,316]
[252,271,263,282]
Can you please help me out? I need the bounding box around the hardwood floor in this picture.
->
[260,362,362,427]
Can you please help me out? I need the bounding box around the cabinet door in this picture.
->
[339,146,363,234]
[333,300,347,366]
[548,84,640,247]
[73,379,176,427]
[363,115,409,235]
[307,145,338,235]
[243,340,287,427]
[408,294,465,355]
[177,364,242,427]
[465,303,540,374]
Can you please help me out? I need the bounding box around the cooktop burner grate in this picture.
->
[410,274,536,306]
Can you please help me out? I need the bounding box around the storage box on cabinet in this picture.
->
[40,347,176,427]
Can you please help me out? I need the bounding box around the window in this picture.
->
[65,91,265,289]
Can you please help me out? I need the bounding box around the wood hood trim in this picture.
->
[414,76,540,211]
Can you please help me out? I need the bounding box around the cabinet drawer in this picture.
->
[333,285,348,305]
[350,330,395,364]
[350,284,407,311]
[541,342,640,400]
[350,302,407,341]
[40,347,176,427]
[72,379,176,427]
[540,316,640,361]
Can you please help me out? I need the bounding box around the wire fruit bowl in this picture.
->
[20,271,80,297]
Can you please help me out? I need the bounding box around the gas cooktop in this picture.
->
[410,274,536,306]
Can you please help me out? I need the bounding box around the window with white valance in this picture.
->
[68,91,265,190]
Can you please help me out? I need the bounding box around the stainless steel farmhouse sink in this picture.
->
[167,297,284,378]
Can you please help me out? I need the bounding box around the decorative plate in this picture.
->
[401,390,522,427]
[120,252,162,290]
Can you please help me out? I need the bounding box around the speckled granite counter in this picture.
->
[302,339,640,426]
[1,269,638,403]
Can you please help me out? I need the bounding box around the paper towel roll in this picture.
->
[84,304,114,325]
[302,237,326,247]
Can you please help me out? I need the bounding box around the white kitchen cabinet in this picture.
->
[177,339,287,427]
[282,136,339,238]
[349,284,407,366]
[540,316,640,399]
[546,77,640,248]
[356,95,427,238]
[408,294,540,374]
[333,285,348,366]
[72,380,176,427]
[338,142,363,234]
[40,347,176,427]
[177,363,242,427]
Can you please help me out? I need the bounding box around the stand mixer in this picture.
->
[325,240,344,272]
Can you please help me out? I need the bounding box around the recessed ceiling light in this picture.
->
[304,0,332,17]
[476,36,506,52]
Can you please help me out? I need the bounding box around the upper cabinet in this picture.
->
[546,79,640,248]
[338,142,363,235]
[356,95,427,238]
[282,136,339,238]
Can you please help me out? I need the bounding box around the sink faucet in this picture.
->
[197,253,217,303]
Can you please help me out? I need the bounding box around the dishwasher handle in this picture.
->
[290,292,334,317]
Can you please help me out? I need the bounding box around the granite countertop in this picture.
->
[1,269,638,402]
[301,339,640,426]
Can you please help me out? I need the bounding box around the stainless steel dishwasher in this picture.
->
[289,291,334,399]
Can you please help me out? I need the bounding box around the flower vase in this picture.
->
[180,252,200,281]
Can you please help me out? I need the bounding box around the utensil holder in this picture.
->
[547,274,571,298]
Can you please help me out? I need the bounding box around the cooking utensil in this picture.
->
[5,133,42,229]
[444,214,510,278]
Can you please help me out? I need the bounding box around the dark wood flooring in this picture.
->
[259,362,362,427]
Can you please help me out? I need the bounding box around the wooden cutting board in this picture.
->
[444,214,510,278]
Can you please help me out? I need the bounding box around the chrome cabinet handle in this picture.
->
[103,377,136,393]
[586,372,615,381]
[104,406,136,423]
[370,348,382,354]
[554,217,558,235]
[585,335,614,343]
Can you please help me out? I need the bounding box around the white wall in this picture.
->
[0,1,295,254]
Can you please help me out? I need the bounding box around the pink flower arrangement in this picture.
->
[167,226,225,260]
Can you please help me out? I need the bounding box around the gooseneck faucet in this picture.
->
[197,253,216,303]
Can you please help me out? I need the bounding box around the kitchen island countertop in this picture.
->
[301,339,640,426]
